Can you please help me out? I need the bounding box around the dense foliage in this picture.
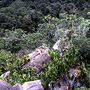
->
[0,0,90,90]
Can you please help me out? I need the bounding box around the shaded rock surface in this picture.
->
[53,85,67,90]
[0,79,14,90]
[22,80,44,90]
[0,79,44,90]
[13,83,23,90]
[21,45,50,72]
[1,71,10,80]
[49,79,68,90]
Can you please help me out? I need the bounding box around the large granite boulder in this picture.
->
[22,80,44,90]
[21,45,50,72]
[0,79,14,90]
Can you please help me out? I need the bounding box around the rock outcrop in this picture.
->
[21,45,50,72]
[1,71,10,80]
[13,83,23,90]
[0,79,44,90]
[22,80,44,90]
[0,79,14,90]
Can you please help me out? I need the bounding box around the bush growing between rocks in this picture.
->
[37,14,90,89]
[40,47,90,89]
[0,49,40,85]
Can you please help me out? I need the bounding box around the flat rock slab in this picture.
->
[0,79,14,90]
[22,80,44,90]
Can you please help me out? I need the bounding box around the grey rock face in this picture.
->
[22,80,44,90]
[1,71,10,80]
[13,83,24,90]
[53,86,67,90]
[22,45,50,72]
[0,79,14,90]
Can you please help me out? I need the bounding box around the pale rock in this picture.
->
[13,83,23,90]
[53,40,62,52]
[53,40,60,50]
[27,52,39,60]
[22,45,50,72]
[0,79,14,90]
[1,71,10,80]
[22,80,44,90]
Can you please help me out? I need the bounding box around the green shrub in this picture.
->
[0,49,39,85]
[21,32,43,50]
[38,13,90,48]
[1,29,26,52]
[0,50,14,74]
[40,48,76,89]
[40,45,90,89]
[0,29,43,52]
[75,87,90,90]
[7,67,39,85]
